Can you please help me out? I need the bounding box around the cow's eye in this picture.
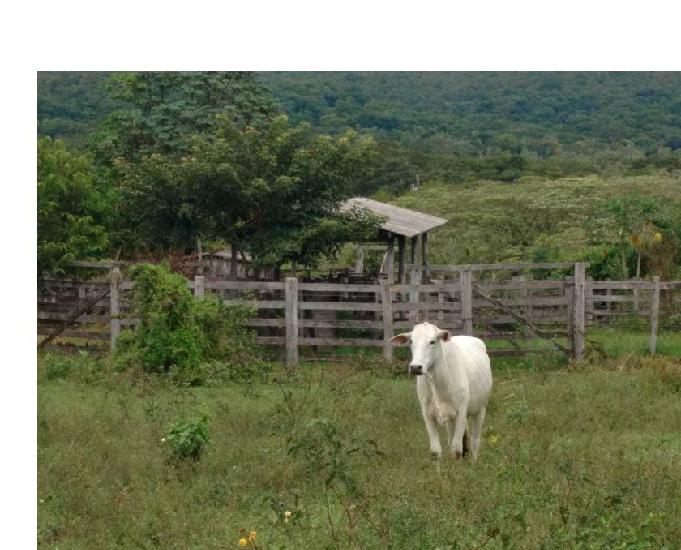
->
[429,340,435,345]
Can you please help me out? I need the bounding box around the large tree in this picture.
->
[117,115,381,269]
[37,137,110,276]
[95,71,279,164]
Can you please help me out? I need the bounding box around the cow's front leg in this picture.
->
[420,406,442,456]
[450,407,468,459]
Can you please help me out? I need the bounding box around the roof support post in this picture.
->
[422,232,429,281]
[385,235,395,283]
[410,235,418,266]
[397,235,406,284]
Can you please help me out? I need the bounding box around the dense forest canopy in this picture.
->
[39,71,681,155]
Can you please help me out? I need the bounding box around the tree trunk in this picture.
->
[621,247,628,279]
[230,243,238,280]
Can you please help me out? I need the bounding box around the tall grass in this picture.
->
[38,351,681,548]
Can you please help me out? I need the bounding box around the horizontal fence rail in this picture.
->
[38,263,681,364]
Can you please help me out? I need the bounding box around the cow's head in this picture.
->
[390,322,450,376]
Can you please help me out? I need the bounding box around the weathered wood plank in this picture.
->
[460,270,473,336]
[221,300,286,309]
[393,319,463,329]
[299,337,383,347]
[61,330,110,341]
[256,336,286,345]
[392,302,461,312]
[590,294,639,303]
[590,310,651,317]
[110,268,121,351]
[573,263,586,360]
[285,278,299,367]
[380,279,394,362]
[299,302,382,312]
[301,319,383,329]
[390,283,461,293]
[38,301,110,310]
[298,282,378,292]
[206,280,285,291]
[472,297,567,307]
[409,268,421,324]
[38,312,109,323]
[194,275,205,298]
[477,280,566,291]
[244,318,286,327]
[650,276,660,355]
[589,281,654,290]
[423,262,581,272]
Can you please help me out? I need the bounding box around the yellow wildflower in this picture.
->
[249,531,257,542]
[238,537,248,547]
[488,435,499,445]
[284,511,292,517]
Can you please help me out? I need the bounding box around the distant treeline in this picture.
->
[38,71,681,192]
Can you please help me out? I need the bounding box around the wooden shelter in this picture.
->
[341,197,448,283]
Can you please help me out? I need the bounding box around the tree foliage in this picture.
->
[95,71,279,164]
[37,137,110,276]
[116,114,381,267]
[585,195,679,278]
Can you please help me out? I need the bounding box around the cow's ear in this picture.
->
[390,332,411,346]
[438,330,450,342]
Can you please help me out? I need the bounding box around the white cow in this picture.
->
[391,322,493,461]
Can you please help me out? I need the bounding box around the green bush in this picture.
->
[40,351,104,382]
[115,263,261,379]
[163,414,210,461]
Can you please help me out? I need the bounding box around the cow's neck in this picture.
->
[427,344,458,396]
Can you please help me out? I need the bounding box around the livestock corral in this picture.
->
[37,261,681,548]
[38,261,681,361]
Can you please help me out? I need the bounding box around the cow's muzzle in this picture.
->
[409,364,423,376]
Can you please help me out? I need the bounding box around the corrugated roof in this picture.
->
[341,197,447,238]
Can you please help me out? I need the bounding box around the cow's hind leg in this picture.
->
[446,420,469,457]
[469,406,487,462]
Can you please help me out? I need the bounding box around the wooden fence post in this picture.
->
[566,277,575,356]
[650,276,660,355]
[409,268,421,324]
[380,279,394,362]
[573,262,586,360]
[110,267,121,352]
[194,275,205,298]
[285,277,299,367]
[460,269,473,336]
[586,276,594,325]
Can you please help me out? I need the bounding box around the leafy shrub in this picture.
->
[163,414,210,461]
[40,350,104,381]
[115,263,261,379]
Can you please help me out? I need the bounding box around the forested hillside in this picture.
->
[39,72,681,155]
[259,72,681,154]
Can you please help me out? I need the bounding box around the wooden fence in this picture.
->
[38,263,681,364]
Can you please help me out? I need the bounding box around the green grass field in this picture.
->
[382,174,681,267]
[38,349,681,549]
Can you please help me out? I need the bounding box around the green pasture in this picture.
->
[38,345,681,549]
